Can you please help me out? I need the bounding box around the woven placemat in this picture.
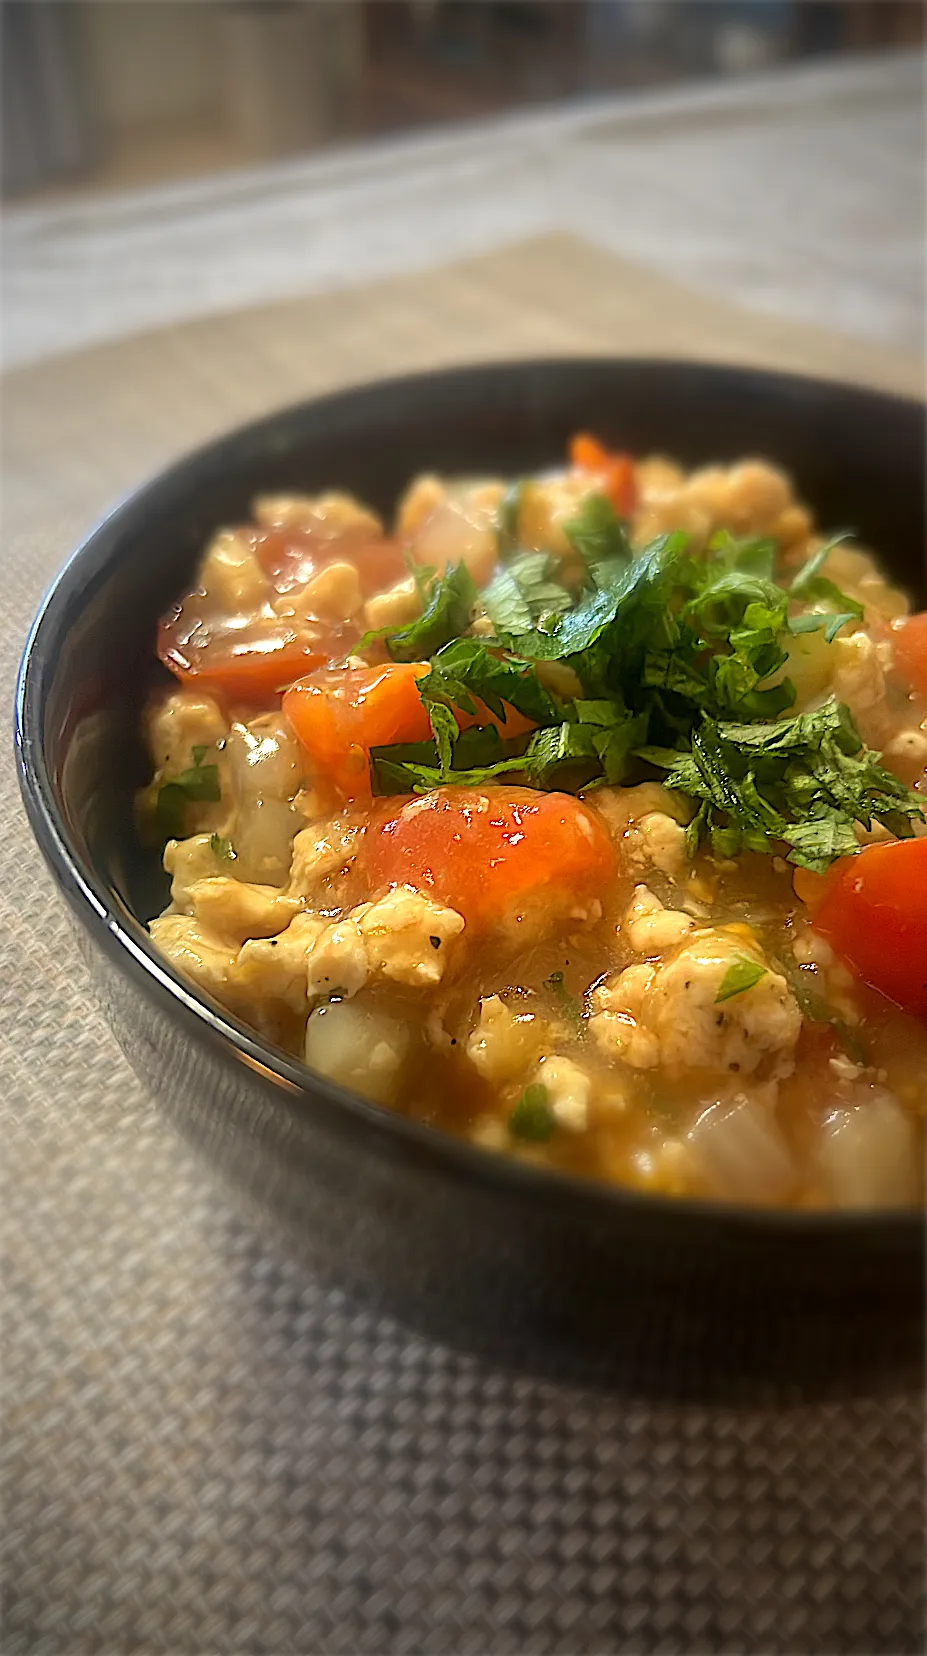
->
[2,234,924,1655]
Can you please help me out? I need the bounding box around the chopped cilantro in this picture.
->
[210,834,237,862]
[155,763,221,842]
[190,744,208,766]
[789,532,863,625]
[371,562,478,662]
[641,702,922,870]
[527,703,648,789]
[406,549,436,601]
[563,492,632,582]
[369,723,527,795]
[508,1083,556,1142]
[708,529,778,579]
[482,553,571,635]
[496,480,526,555]
[543,970,583,1033]
[360,505,922,867]
[715,958,767,1003]
[155,781,188,841]
[419,635,557,730]
[174,763,220,803]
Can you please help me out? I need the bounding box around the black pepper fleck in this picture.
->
[715,1012,725,1026]
[429,935,441,950]
[268,940,278,947]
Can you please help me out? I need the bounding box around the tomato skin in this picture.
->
[812,837,927,1021]
[157,606,336,701]
[456,701,537,741]
[364,785,615,932]
[893,611,927,698]
[253,527,406,599]
[284,662,432,799]
[284,657,540,799]
[569,432,637,517]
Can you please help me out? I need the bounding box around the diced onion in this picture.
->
[410,496,497,585]
[686,1094,795,1205]
[225,714,304,886]
[817,1093,918,1210]
[304,998,409,1105]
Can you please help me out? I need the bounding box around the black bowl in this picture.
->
[16,358,926,1401]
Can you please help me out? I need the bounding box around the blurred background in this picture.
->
[2,3,924,373]
[3,0,923,200]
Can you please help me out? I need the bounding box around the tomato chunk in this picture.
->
[569,432,637,517]
[253,526,406,599]
[812,837,927,1021]
[364,785,615,933]
[456,701,537,742]
[158,600,340,701]
[284,662,432,799]
[893,611,927,698]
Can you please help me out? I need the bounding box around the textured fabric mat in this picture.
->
[2,234,924,1655]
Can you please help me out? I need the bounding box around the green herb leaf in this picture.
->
[524,703,648,791]
[543,970,583,1033]
[405,547,436,601]
[496,481,525,555]
[190,744,208,766]
[789,532,864,632]
[209,833,237,862]
[563,492,632,581]
[509,533,688,663]
[418,636,557,728]
[708,529,778,579]
[482,553,571,634]
[787,610,857,644]
[381,561,478,662]
[640,700,923,871]
[508,1083,556,1142]
[155,762,221,842]
[173,763,221,803]
[369,724,527,795]
[715,958,767,1002]
[156,781,189,841]
[428,701,459,776]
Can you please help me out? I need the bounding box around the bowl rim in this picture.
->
[15,355,926,1243]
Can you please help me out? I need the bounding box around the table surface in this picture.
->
[3,49,924,369]
[3,54,925,1656]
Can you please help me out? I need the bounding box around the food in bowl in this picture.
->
[138,434,927,1210]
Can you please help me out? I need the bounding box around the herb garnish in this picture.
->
[496,480,525,556]
[715,958,767,1003]
[563,492,633,583]
[156,747,221,841]
[482,552,572,635]
[788,532,863,641]
[363,518,923,869]
[508,1083,556,1142]
[543,970,584,1033]
[642,701,920,870]
[363,562,478,662]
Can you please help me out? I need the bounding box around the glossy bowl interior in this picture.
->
[17,359,927,1399]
